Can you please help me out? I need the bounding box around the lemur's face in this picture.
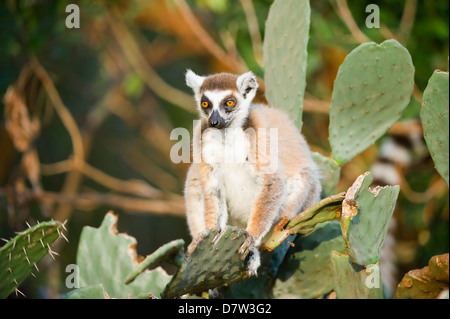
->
[185,71,259,129]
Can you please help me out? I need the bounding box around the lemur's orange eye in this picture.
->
[201,101,209,108]
[226,100,235,107]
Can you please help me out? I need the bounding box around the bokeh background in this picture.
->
[0,0,448,298]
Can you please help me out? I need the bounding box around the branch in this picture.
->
[40,158,174,200]
[333,0,370,44]
[399,0,418,43]
[30,57,85,164]
[107,7,195,113]
[173,0,247,73]
[5,188,186,217]
[239,0,263,67]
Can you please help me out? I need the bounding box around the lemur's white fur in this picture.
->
[184,70,321,276]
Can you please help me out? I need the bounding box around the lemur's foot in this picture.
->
[238,234,256,257]
[246,247,261,277]
[239,234,261,277]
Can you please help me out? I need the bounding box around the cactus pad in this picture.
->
[272,221,345,299]
[394,253,449,299]
[161,226,250,299]
[421,70,449,186]
[312,152,341,197]
[74,212,171,298]
[329,39,415,165]
[264,192,344,250]
[0,220,64,298]
[263,0,310,130]
[330,251,383,299]
[340,172,399,266]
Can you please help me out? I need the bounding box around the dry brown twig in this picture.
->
[107,6,195,113]
[239,0,263,67]
[333,0,371,44]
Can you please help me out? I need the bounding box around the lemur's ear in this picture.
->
[236,71,259,98]
[185,69,205,93]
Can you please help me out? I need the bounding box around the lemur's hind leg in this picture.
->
[185,164,206,238]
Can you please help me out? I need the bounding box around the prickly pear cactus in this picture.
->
[263,0,310,131]
[161,226,250,299]
[329,39,415,165]
[0,220,65,298]
[264,192,344,250]
[421,70,449,186]
[272,222,344,299]
[340,172,399,267]
[70,212,171,299]
[330,251,383,299]
[312,152,341,198]
[395,253,449,299]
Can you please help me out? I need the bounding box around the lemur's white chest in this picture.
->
[201,127,261,227]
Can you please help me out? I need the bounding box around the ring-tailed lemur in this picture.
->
[183,70,321,275]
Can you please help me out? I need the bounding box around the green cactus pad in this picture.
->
[74,212,171,298]
[312,152,341,197]
[330,251,383,299]
[161,226,250,299]
[264,192,344,250]
[329,39,415,165]
[263,0,310,131]
[0,220,64,298]
[421,70,449,186]
[340,172,399,266]
[272,221,345,299]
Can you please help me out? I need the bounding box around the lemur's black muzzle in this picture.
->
[208,110,225,129]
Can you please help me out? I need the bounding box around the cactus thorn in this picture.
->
[62,220,68,231]
[15,287,26,298]
[60,232,69,243]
